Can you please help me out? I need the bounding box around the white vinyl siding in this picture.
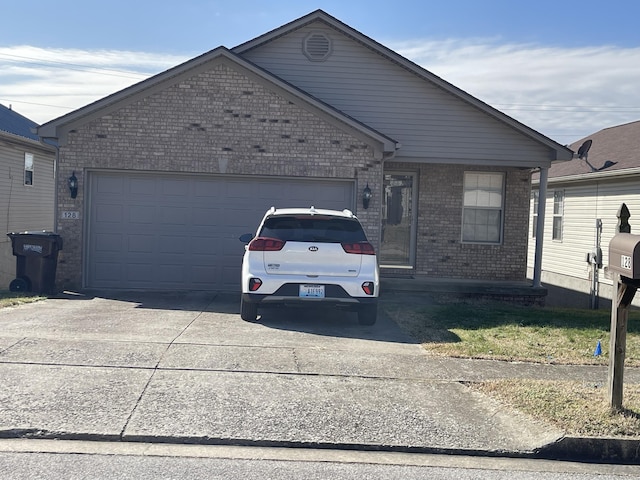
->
[0,144,55,233]
[239,23,552,167]
[462,172,504,244]
[0,141,55,286]
[528,176,640,292]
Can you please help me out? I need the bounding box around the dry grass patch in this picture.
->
[470,379,640,437]
[0,291,46,308]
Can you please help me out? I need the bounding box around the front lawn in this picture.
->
[0,291,47,308]
[384,299,640,437]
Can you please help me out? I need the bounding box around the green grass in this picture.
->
[384,300,640,365]
[383,299,640,437]
[0,291,47,308]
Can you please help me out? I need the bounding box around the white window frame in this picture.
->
[462,171,505,244]
[552,190,564,241]
[24,153,34,186]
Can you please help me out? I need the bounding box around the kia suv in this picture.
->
[239,207,379,325]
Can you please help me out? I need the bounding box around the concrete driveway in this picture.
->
[0,291,562,455]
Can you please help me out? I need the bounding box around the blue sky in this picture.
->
[1,0,639,143]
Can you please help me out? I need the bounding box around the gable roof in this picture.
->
[0,103,40,142]
[37,46,397,153]
[537,120,640,183]
[233,9,573,163]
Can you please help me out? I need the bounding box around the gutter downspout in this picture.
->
[39,137,59,233]
[532,166,548,288]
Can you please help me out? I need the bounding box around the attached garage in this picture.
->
[87,171,354,291]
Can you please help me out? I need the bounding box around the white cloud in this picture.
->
[392,39,640,143]
[0,46,188,125]
[2,42,639,144]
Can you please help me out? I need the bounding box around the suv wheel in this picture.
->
[357,304,377,326]
[240,297,258,322]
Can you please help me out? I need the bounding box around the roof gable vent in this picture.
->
[303,32,332,62]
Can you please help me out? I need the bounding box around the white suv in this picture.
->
[240,207,379,325]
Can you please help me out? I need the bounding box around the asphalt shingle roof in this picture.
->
[549,120,640,179]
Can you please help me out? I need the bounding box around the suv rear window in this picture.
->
[261,215,367,243]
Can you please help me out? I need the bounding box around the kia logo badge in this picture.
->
[309,246,319,252]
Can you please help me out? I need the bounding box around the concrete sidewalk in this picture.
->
[0,291,638,463]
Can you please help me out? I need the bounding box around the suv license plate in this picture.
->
[299,284,325,298]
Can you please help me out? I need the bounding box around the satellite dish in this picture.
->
[600,160,617,171]
[577,139,592,159]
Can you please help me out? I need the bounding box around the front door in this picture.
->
[380,172,417,267]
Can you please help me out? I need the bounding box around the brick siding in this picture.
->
[385,161,531,281]
[55,62,383,290]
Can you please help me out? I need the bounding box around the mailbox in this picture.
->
[609,233,640,279]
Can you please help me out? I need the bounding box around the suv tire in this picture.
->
[240,297,258,322]
[357,304,377,326]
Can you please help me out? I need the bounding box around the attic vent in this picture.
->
[303,32,332,62]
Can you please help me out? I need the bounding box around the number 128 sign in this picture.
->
[61,211,80,220]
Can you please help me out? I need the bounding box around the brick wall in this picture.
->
[385,161,531,281]
[55,62,383,290]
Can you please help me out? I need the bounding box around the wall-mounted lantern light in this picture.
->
[68,171,78,199]
[362,183,372,209]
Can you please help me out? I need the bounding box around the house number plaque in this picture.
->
[61,211,80,220]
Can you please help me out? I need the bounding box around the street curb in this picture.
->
[1,429,639,465]
[535,436,640,465]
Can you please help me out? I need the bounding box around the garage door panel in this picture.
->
[160,206,190,225]
[95,233,122,253]
[194,184,224,200]
[159,236,188,254]
[127,264,156,282]
[94,262,122,282]
[128,205,156,225]
[160,178,191,197]
[192,207,223,226]
[128,234,157,254]
[95,175,125,194]
[88,173,354,290]
[129,177,157,195]
[95,203,124,224]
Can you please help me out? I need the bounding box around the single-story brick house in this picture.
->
[38,10,572,292]
[0,104,56,288]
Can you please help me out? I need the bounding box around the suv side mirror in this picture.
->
[239,233,254,243]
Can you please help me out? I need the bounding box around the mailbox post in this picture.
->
[607,204,640,411]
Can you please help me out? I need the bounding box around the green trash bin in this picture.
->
[7,231,63,294]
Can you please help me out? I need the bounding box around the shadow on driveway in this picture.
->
[251,303,418,345]
[46,290,418,344]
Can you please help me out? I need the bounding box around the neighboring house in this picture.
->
[38,10,572,293]
[528,120,640,308]
[0,104,56,288]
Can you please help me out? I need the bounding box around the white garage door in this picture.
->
[87,172,355,291]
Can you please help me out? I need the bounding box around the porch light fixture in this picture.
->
[68,171,78,199]
[362,183,372,209]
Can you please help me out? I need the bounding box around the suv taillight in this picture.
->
[248,237,285,251]
[341,242,375,255]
